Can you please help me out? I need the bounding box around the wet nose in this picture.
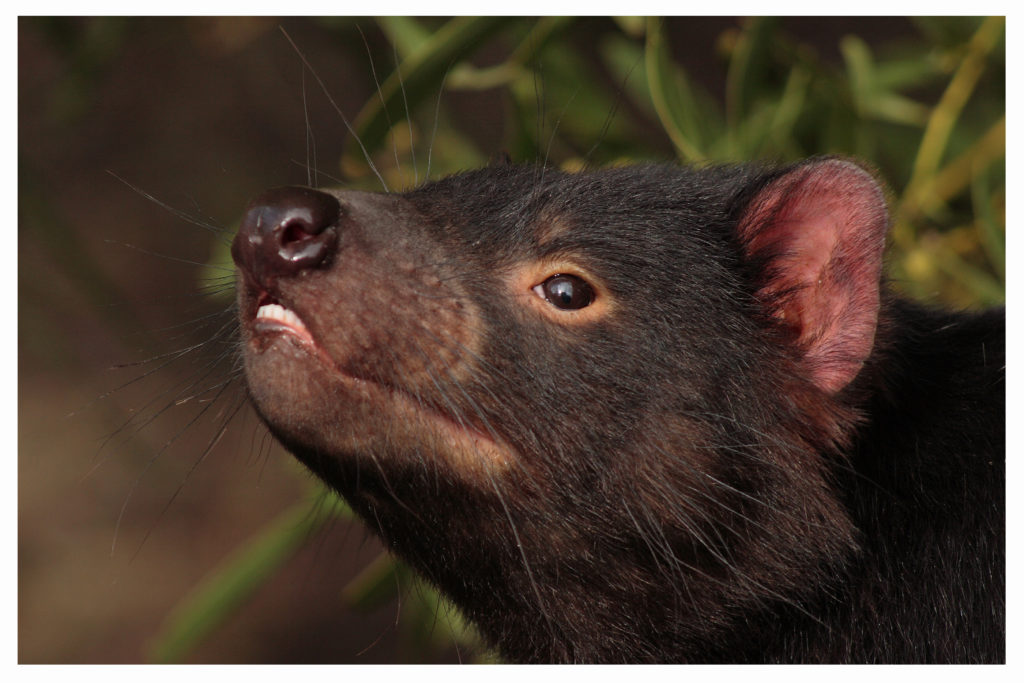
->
[231,186,341,284]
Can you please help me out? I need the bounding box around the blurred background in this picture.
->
[18,16,1004,663]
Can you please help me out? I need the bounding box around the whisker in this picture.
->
[107,172,232,245]
[358,25,404,189]
[279,26,389,193]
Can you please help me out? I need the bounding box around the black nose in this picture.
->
[231,186,341,284]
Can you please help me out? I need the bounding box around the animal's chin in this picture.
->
[240,304,518,483]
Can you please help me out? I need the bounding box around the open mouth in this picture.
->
[254,300,317,346]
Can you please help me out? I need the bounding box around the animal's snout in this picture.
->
[231,186,341,285]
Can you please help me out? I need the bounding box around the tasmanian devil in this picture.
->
[229,157,1004,663]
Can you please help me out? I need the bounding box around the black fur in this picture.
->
[231,160,1004,663]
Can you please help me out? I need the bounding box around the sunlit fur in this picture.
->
[233,160,1004,663]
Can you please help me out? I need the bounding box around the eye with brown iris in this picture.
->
[532,274,596,310]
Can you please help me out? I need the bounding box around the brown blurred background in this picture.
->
[19,16,446,664]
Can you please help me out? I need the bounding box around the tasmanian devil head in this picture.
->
[231,158,890,662]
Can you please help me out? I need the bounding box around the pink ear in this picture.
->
[737,159,889,394]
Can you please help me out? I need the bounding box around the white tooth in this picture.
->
[256,304,308,331]
[256,303,285,320]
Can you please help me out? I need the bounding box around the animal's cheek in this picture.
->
[237,265,520,482]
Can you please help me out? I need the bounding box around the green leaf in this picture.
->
[842,36,930,127]
[376,16,432,60]
[934,247,1005,306]
[910,16,986,48]
[868,92,930,126]
[600,32,651,108]
[612,16,645,39]
[725,17,779,128]
[841,35,874,117]
[149,493,349,663]
[896,18,1005,248]
[644,17,710,161]
[341,555,485,661]
[401,579,482,659]
[341,552,409,610]
[446,17,574,91]
[754,65,810,157]
[971,164,1005,282]
[351,16,509,164]
[906,18,1004,201]
[873,54,941,92]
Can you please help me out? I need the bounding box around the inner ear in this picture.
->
[737,158,889,394]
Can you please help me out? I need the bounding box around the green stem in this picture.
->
[149,493,348,663]
[896,16,1004,248]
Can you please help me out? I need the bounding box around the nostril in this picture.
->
[281,220,315,245]
[278,219,337,264]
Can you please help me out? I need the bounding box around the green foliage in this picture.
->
[150,489,351,663]
[162,16,1004,663]
[336,16,1003,307]
[340,552,488,662]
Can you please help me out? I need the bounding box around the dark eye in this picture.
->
[532,274,596,310]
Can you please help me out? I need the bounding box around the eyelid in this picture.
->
[508,260,614,324]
